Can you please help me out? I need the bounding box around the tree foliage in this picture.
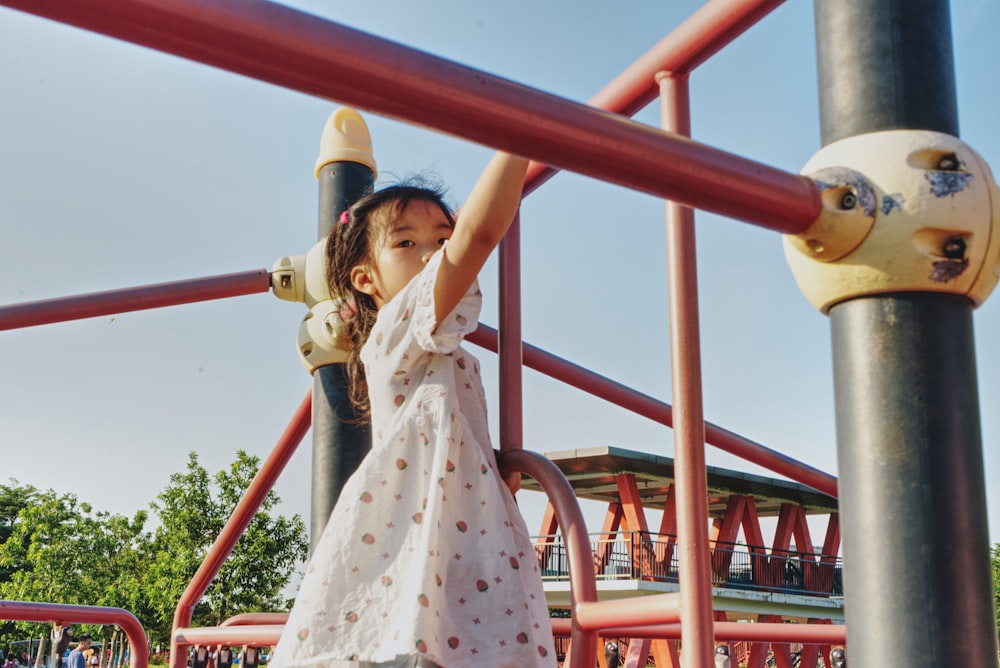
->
[992,543,1000,637]
[144,451,309,637]
[0,451,308,651]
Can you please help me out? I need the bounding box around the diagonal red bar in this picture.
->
[0,269,272,331]
[524,0,788,193]
[468,324,838,498]
[0,0,819,233]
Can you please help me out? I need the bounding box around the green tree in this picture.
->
[992,543,1000,638]
[0,482,40,649]
[0,490,101,604]
[144,451,308,639]
[0,482,37,584]
[0,486,149,655]
[0,453,308,651]
[204,452,309,625]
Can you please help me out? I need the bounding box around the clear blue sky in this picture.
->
[2,0,999,553]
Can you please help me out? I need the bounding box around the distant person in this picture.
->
[714,644,731,668]
[604,640,621,668]
[51,625,72,666]
[214,646,232,668]
[67,636,92,668]
[190,646,209,668]
[238,648,257,668]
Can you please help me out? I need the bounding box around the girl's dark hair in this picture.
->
[327,181,455,421]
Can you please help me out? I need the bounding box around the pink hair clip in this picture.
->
[338,296,358,323]
[339,210,350,225]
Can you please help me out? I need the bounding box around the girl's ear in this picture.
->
[350,264,378,297]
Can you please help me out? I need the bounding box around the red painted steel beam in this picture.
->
[170,390,312,668]
[0,270,272,331]
[0,601,149,668]
[0,0,819,234]
[524,0,788,194]
[469,325,838,498]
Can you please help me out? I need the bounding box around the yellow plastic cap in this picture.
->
[314,107,378,178]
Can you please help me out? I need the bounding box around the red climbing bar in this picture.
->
[0,601,149,668]
[173,625,283,648]
[469,325,838,498]
[549,618,846,643]
[498,449,598,668]
[660,73,714,668]
[0,270,272,331]
[0,0,820,234]
[524,0,788,193]
[575,594,682,631]
[498,214,525,456]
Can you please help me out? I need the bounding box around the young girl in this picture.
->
[269,153,556,668]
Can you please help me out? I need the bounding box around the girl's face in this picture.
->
[351,199,452,307]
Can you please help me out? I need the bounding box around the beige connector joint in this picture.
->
[784,130,1000,312]
[269,107,378,373]
[272,239,351,372]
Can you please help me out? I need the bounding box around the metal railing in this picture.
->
[535,532,843,597]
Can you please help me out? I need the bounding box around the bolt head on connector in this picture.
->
[784,130,1000,312]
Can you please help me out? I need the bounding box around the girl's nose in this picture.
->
[421,249,435,264]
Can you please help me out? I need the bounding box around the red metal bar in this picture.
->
[0,0,820,234]
[524,0,788,194]
[550,618,846,644]
[498,449,596,668]
[498,213,524,456]
[661,72,714,668]
[468,325,838,498]
[575,594,682,631]
[0,601,149,668]
[170,390,312,668]
[220,613,289,626]
[0,270,272,331]
[173,625,283,647]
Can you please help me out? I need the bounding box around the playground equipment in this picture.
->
[1,0,998,666]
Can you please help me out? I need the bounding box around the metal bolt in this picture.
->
[936,153,959,171]
[943,236,966,259]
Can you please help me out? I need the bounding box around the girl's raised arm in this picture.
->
[434,152,529,324]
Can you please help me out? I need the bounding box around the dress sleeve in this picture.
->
[410,246,482,354]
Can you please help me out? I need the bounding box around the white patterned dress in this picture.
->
[269,249,556,668]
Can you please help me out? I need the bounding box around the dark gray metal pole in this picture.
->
[814,1,998,664]
[310,160,373,549]
[815,0,958,144]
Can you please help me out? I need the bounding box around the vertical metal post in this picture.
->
[498,212,523,496]
[658,72,714,668]
[310,160,373,548]
[814,0,998,664]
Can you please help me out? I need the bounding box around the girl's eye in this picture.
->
[398,240,414,248]
[438,238,448,245]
